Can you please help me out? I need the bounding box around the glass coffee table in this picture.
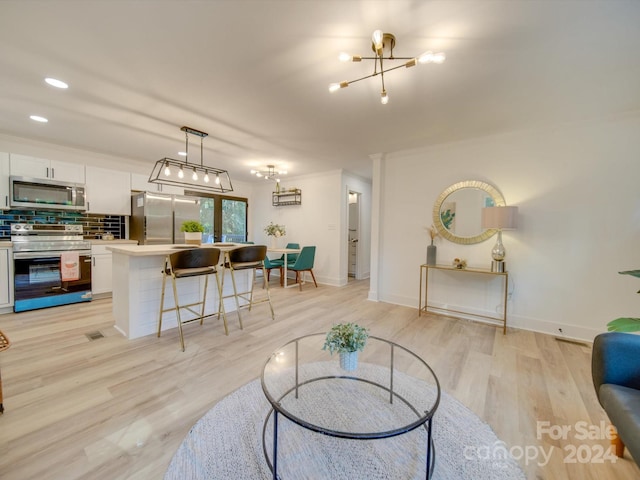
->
[261,334,440,479]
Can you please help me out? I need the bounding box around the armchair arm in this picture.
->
[592,332,640,404]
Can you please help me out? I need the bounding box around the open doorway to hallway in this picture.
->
[348,191,360,281]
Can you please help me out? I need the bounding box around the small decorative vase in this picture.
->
[184,232,201,245]
[339,351,358,371]
[270,236,278,249]
[426,244,437,265]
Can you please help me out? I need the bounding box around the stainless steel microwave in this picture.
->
[10,176,87,211]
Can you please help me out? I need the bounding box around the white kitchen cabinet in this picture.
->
[91,245,112,297]
[0,245,14,309]
[9,154,85,183]
[130,172,183,195]
[85,166,131,215]
[0,153,9,210]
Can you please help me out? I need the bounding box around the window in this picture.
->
[185,190,248,243]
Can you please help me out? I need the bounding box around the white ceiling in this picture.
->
[1,1,638,184]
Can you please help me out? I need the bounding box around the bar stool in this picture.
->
[224,245,274,328]
[158,247,227,352]
[0,329,10,414]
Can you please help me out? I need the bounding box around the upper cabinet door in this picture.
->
[9,154,85,183]
[86,166,131,215]
[9,154,49,178]
[0,152,10,210]
[130,172,183,195]
[50,159,85,183]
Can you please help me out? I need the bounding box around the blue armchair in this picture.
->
[592,332,640,461]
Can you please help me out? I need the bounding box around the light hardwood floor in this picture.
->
[0,279,637,479]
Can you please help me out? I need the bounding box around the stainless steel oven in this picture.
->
[11,224,92,312]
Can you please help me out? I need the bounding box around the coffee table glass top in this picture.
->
[261,334,440,439]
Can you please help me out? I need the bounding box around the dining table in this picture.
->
[267,247,301,288]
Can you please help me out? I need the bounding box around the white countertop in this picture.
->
[90,239,138,245]
[107,243,241,256]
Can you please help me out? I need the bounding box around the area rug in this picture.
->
[165,363,525,479]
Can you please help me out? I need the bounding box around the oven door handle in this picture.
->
[13,251,92,259]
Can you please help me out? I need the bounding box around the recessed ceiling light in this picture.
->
[45,77,68,89]
[30,115,48,123]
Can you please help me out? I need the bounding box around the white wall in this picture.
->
[250,170,362,287]
[373,113,640,341]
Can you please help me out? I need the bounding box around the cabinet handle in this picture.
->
[92,257,95,267]
[51,167,55,178]
[46,167,49,178]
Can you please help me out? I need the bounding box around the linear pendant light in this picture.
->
[149,126,233,193]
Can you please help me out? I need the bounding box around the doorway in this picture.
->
[348,191,360,280]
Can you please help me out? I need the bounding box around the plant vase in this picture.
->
[184,232,201,245]
[426,244,437,266]
[339,351,359,371]
[270,236,278,249]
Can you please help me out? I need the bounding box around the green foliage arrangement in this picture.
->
[322,323,370,355]
[607,270,640,332]
[264,222,286,237]
[180,220,205,233]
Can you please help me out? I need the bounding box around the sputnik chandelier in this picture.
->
[250,164,287,183]
[149,126,233,193]
[329,30,445,104]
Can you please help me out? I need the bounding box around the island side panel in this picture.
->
[111,249,246,340]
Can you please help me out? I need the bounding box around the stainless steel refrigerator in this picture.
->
[130,192,201,245]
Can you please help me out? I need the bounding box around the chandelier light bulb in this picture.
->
[215,173,220,185]
[372,29,384,54]
[163,162,171,176]
[381,90,389,104]
[256,172,263,177]
[432,52,446,64]
[418,51,434,64]
[178,167,184,179]
[192,168,198,181]
[338,52,351,62]
[204,171,210,183]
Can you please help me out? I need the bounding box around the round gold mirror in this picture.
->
[432,180,506,245]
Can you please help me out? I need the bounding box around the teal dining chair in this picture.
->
[285,246,317,291]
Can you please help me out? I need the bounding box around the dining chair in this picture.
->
[158,247,227,352]
[285,246,318,291]
[262,256,281,284]
[270,242,300,266]
[224,245,275,328]
[268,243,300,285]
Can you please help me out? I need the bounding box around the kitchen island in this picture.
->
[107,244,248,339]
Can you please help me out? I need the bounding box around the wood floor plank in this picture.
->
[0,279,637,479]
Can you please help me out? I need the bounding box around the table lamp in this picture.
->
[481,206,518,272]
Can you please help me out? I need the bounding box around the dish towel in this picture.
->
[60,251,80,281]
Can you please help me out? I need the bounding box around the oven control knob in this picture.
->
[24,225,31,230]
[14,225,21,230]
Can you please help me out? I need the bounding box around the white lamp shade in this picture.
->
[481,206,518,230]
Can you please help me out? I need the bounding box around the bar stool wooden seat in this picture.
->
[224,245,274,328]
[158,247,227,352]
[0,329,10,414]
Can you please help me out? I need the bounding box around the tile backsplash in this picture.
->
[0,209,125,240]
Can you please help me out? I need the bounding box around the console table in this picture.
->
[419,264,509,334]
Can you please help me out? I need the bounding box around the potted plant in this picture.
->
[180,220,204,245]
[607,270,640,332]
[264,222,286,248]
[322,322,369,371]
